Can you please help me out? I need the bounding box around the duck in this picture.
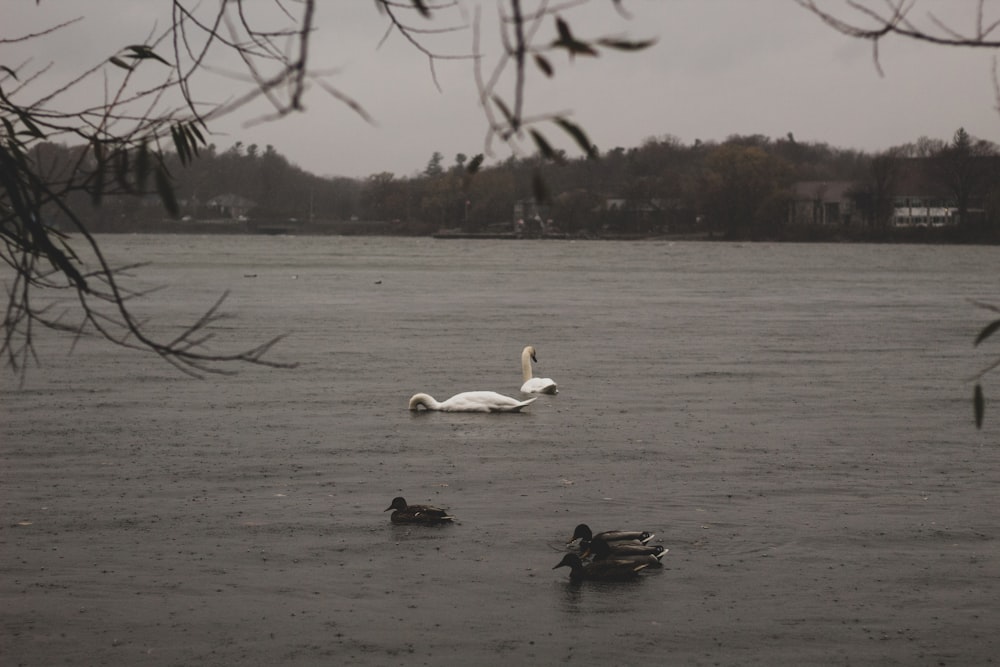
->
[582,538,668,566]
[384,496,454,525]
[408,391,537,413]
[553,553,649,582]
[520,345,558,394]
[567,523,656,549]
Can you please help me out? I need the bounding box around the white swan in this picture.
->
[408,391,537,413]
[520,345,558,394]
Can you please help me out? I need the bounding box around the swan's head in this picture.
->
[385,496,408,512]
[567,523,592,544]
[408,393,432,410]
[522,345,538,363]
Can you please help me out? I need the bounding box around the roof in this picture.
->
[789,180,857,201]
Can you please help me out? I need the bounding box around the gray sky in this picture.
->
[5,1,998,178]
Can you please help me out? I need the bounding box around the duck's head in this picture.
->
[384,497,408,512]
[553,553,583,570]
[567,523,593,544]
[581,538,611,559]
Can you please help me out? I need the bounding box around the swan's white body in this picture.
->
[520,345,558,394]
[408,391,537,413]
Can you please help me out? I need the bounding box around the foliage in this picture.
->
[973,301,1000,429]
[698,144,791,238]
[64,127,997,244]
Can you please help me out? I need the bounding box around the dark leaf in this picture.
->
[974,384,984,429]
[529,129,557,161]
[534,54,554,77]
[555,17,573,44]
[466,153,484,175]
[597,37,658,51]
[410,0,431,18]
[171,123,191,166]
[182,124,200,159]
[109,56,134,71]
[552,17,598,57]
[125,45,171,66]
[1,117,18,142]
[974,318,1000,346]
[154,164,179,218]
[14,109,46,139]
[135,142,150,191]
[186,120,206,146]
[554,117,596,158]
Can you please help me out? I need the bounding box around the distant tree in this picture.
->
[425,152,445,177]
[418,176,459,227]
[699,144,789,238]
[360,172,398,220]
[551,188,601,236]
[931,128,999,229]
[852,148,900,234]
[464,166,519,230]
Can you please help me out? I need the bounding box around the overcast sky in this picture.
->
[6,1,998,179]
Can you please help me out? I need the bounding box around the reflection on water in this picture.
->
[556,576,651,615]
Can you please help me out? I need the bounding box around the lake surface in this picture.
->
[2,236,998,665]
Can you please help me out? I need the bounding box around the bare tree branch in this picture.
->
[2,0,649,380]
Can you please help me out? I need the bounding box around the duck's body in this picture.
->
[583,538,668,566]
[520,345,558,395]
[567,523,656,549]
[384,496,454,525]
[553,553,648,582]
[408,391,536,413]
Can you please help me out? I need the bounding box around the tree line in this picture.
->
[32,128,999,242]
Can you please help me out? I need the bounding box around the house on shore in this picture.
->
[206,193,257,219]
[787,180,857,227]
[890,159,965,227]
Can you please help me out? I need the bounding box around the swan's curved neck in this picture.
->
[521,346,535,382]
[408,393,441,410]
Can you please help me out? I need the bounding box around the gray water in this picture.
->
[2,236,998,665]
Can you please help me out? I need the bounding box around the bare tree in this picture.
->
[1,1,651,378]
[795,1,1000,70]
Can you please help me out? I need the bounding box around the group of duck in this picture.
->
[557,523,668,581]
[408,345,557,412]
[384,497,668,582]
